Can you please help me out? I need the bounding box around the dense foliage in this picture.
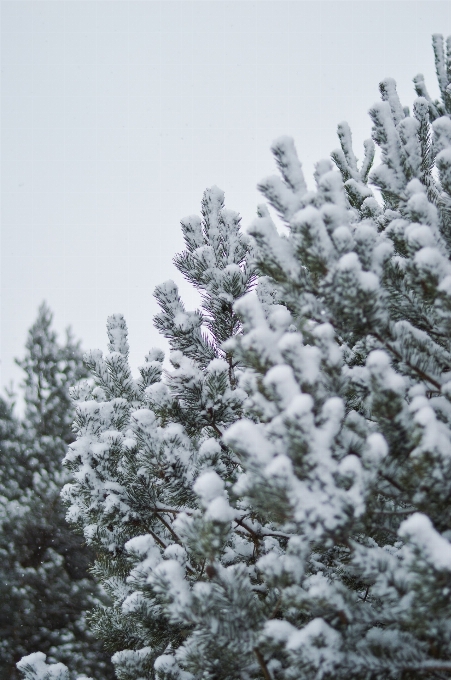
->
[18,34,451,680]
[0,304,114,679]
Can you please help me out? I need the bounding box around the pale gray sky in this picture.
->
[1,0,449,402]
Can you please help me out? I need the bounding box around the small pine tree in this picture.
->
[18,34,451,680]
[0,304,114,679]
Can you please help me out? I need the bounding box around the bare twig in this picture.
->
[373,508,414,515]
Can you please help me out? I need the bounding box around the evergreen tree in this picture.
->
[54,187,255,680]
[1,304,114,679]
[19,34,451,680]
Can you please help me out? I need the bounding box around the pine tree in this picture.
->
[223,33,451,678]
[19,34,451,680]
[48,187,255,680]
[1,304,114,679]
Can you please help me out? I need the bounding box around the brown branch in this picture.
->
[254,647,272,680]
[148,505,193,516]
[147,523,195,576]
[379,472,405,493]
[337,609,349,625]
[269,595,282,619]
[167,505,192,514]
[403,663,451,674]
[205,414,235,457]
[262,530,293,539]
[146,527,168,551]
[155,512,182,544]
[235,517,293,541]
[126,517,196,575]
[210,421,224,438]
[235,517,260,540]
[358,584,370,602]
[374,508,413,515]
[227,354,237,388]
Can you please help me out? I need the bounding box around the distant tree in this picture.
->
[0,303,114,679]
[18,34,451,680]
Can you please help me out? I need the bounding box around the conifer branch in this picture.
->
[373,332,442,390]
[254,647,273,680]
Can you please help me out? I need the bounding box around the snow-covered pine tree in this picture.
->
[223,33,451,678]
[0,303,114,679]
[19,34,451,680]
[33,187,254,680]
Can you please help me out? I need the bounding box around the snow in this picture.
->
[317,170,348,208]
[292,206,333,258]
[153,654,194,680]
[112,647,154,678]
[436,148,451,186]
[248,214,300,279]
[332,225,354,253]
[337,121,359,173]
[193,470,225,505]
[379,77,405,125]
[399,513,451,571]
[366,350,406,393]
[264,454,294,482]
[338,455,365,516]
[268,305,292,332]
[398,117,421,176]
[257,547,304,584]
[264,619,296,642]
[263,365,300,409]
[286,618,343,676]
[278,334,322,385]
[270,135,307,195]
[337,252,379,291]
[413,95,430,122]
[180,215,205,252]
[315,158,334,181]
[224,419,276,465]
[106,314,129,356]
[365,432,388,462]
[164,544,188,566]
[17,653,69,680]
[205,496,236,522]
[432,116,451,153]
[206,358,229,375]
[285,394,315,432]
[405,224,436,250]
[407,192,439,233]
[361,197,382,217]
[150,560,192,613]
[125,533,159,558]
[414,247,451,281]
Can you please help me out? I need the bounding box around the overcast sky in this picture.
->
[1,0,450,404]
